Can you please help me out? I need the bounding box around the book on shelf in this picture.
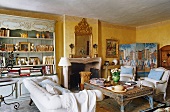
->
[7,68,20,77]
[30,67,43,76]
[20,73,30,76]
[9,68,20,72]
[7,72,20,77]
[30,72,42,76]
[20,67,31,76]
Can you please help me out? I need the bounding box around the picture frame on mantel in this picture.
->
[106,39,118,58]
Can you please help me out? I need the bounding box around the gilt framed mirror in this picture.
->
[74,18,92,58]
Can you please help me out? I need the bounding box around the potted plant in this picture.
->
[111,68,121,83]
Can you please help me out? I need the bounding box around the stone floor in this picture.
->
[0,84,170,112]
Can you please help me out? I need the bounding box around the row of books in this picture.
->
[1,65,54,77]
[7,67,43,77]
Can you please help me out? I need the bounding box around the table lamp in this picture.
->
[58,57,71,88]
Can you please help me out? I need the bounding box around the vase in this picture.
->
[113,59,118,65]
[112,75,120,83]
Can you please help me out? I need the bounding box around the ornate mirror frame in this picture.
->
[74,18,92,57]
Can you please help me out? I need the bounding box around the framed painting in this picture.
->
[29,57,40,65]
[16,57,27,65]
[106,39,118,58]
[19,42,30,51]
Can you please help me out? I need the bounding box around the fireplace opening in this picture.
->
[67,57,102,90]
[69,63,85,90]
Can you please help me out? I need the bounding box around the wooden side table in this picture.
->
[79,71,91,90]
[0,79,20,109]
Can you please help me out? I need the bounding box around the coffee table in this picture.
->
[84,82,154,112]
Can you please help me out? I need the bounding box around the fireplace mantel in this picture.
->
[69,57,102,70]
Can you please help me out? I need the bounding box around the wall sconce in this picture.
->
[69,43,74,58]
[93,44,98,57]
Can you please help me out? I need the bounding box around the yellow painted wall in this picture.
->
[136,20,170,49]
[100,22,136,77]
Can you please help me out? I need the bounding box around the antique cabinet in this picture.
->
[119,43,158,77]
[159,45,170,70]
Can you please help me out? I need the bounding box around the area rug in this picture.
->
[1,97,168,112]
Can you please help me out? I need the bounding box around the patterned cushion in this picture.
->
[148,69,164,81]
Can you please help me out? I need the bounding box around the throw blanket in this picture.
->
[61,89,98,112]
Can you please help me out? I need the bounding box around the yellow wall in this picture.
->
[100,22,136,77]
[136,20,170,48]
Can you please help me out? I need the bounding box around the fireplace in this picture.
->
[68,57,102,90]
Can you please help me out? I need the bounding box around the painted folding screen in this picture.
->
[119,43,158,77]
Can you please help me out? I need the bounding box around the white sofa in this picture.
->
[23,75,104,112]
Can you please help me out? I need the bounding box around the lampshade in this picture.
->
[58,57,71,66]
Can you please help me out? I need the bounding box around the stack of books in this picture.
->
[20,67,31,76]
[30,67,42,76]
[7,68,20,77]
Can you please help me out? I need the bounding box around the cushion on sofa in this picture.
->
[53,85,71,94]
[39,79,60,88]
[46,84,60,95]
[148,69,164,81]
[120,66,133,75]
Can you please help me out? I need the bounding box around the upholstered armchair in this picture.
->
[120,65,136,81]
[139,67,170,101]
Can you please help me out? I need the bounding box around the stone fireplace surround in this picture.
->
[68,57,102,89]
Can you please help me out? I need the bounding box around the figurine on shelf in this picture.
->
[25,60,29,65]
[31,44,35,51]
[36,33,40,38]
[15,43,19,51]
[18,59,21,65]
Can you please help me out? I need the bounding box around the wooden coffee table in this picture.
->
[84,82,154,112]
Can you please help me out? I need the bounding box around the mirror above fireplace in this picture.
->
[74,18,92,58]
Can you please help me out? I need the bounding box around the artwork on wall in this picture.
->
[106,39,118,58]
[119,43,158,77]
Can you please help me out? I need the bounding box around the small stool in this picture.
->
[79,71,91,90]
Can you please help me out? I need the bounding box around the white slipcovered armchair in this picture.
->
[120,65,136,81]
[139,67,170,101]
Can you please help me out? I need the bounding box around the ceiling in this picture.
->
[1,0,170,27]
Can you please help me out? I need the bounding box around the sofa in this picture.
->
[23,75,104,112]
